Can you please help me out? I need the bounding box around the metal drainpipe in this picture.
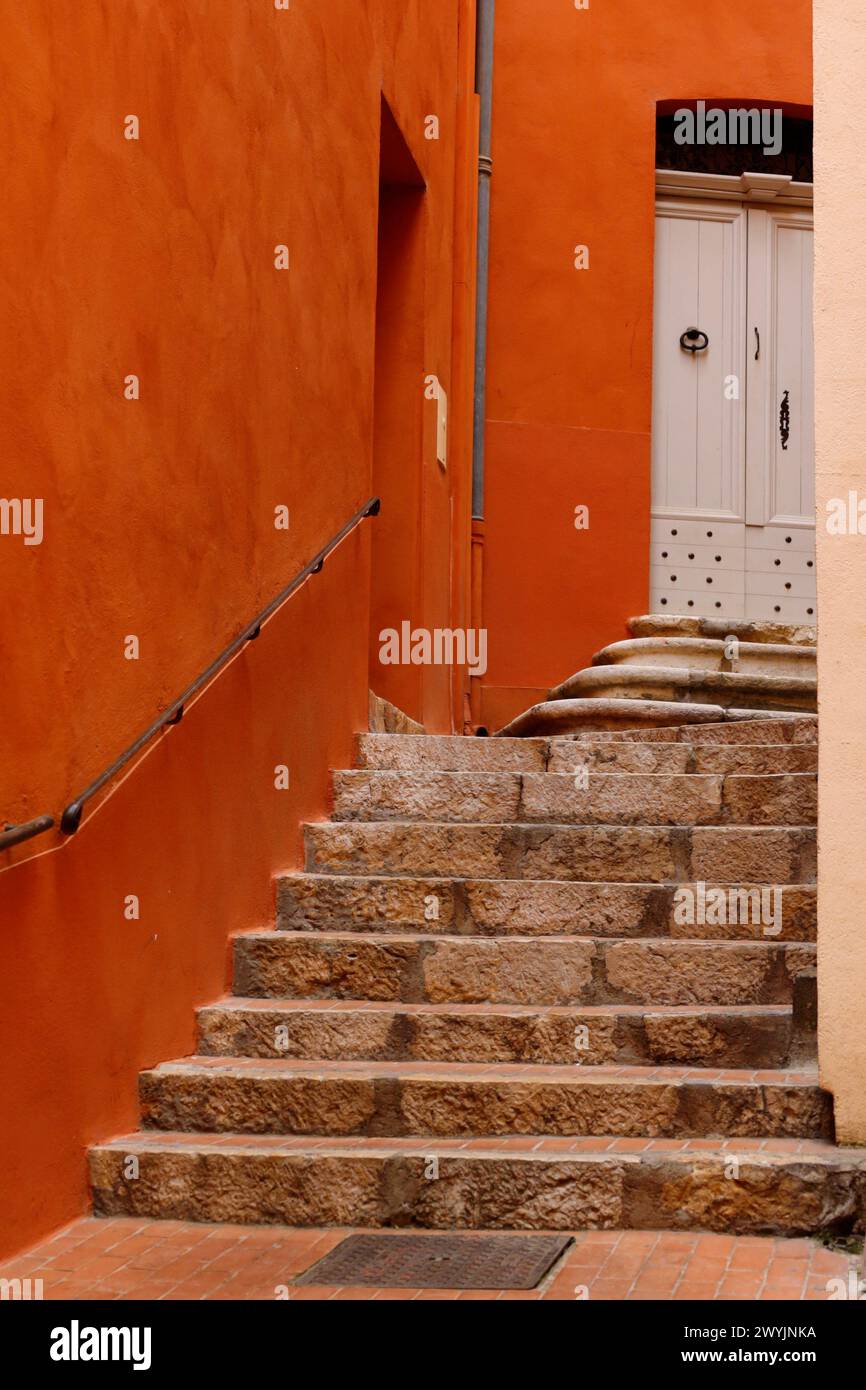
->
[472,0,495,520]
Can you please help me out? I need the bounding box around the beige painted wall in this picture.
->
[815,1,866,1143]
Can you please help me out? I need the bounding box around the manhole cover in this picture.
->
[296,1234,573,1290]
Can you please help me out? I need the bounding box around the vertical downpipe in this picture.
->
[472,0,495,521]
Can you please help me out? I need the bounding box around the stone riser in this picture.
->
[628,615,817,648]
[357,734,818,775]
[549,665,816,713]
[550,745,818,774]
[89,1144,864,1237]
[234,934,814,1007]
[197,1001,798,1069]
[593,637,816,680]
[305,823,817,885]
[498,703,817,739]
[277,877,817,941]
[138,1064,833,1140]
[573,718,817,746]
[331,771,817,827]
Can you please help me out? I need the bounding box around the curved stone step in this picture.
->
[593,637,816,680]
[233,933,814,1007]
[277,876,817,942]
[197,999,797,1069]
[331,770,816,827]
[628,614,816,647]
[549,665,816,714]
[496,698,812,738]
[90,1132,866,1235]
[136,1057,832,1140]
[304,821,816,884]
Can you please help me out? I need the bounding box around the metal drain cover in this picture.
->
[297,1233,573,1290]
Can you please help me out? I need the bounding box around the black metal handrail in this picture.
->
[0,815,56,852]
[0,497,380,852]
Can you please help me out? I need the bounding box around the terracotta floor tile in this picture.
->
[728,1245,773,1271]
[681,1258,729,1281]
[717,1275,765,1297]
[585,1279,636,1301]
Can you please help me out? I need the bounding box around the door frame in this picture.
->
[655,168,813,209]
[650,170,815,623]
[653,171,815,532]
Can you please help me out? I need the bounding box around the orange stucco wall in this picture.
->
[0,0,476,1259]
[478,0,813,731]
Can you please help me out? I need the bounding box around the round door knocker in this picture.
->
[680,327,709,354]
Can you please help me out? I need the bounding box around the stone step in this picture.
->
[497,698,811,738]
[593,637,816,680]
[549,742,817,774]
[549,665,816,714]
[304,821,816,884]
[331,771,816,827]
[571,716,817,746]
[277,876,816,941]
[197,999,799,1069]
[135,1058,832,1140]
[233,933,814,1007]
[90,1133,864,1236]
[368,691,425,735]
[357,733,547,773]
[357,733,817,774]
[628,614,816,648]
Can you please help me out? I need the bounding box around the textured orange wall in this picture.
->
[479,0,813,730]
[0,0,475,1258]
[0,544,368,1259]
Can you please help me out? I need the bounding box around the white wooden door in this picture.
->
[651,199,815,623]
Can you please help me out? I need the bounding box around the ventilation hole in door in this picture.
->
[706,578,713,584]
[775,559,781,567]
[715,602,722,609]
[807,607,814,615]
[775,606,781,613]
[807,561,814,569]
[662,551,669,559]
[688,601,695,608]
[688,553,695,560]
[661,598,668,606]
[671,529,678,537]
[706,531,714,538]
[785,583,792,591]
[715,555,722,562]
[785,536,792,544]
[670,575,677,582]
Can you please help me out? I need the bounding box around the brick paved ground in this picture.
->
[1,1218,858,1301]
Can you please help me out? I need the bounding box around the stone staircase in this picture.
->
[90,710,866,1237]
[500,614,817,737]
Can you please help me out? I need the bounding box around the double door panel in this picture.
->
[651,198,815,623]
